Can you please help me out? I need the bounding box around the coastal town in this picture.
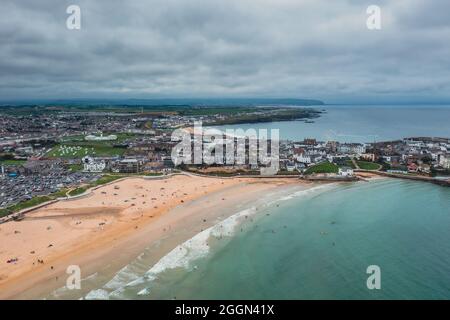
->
[1,106,450,219]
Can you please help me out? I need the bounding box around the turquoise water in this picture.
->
[213,105,450,142]
[128,179,450,300]
[60,179,450,300]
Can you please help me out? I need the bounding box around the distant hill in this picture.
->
[0,98,325,107]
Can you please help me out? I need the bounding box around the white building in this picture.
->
[296,153,322,164]
[338,143,366,155]
[82,156,106,173]
[85,133,117,141]
[439,154,450,169]
[296,153,312,164]
[338,167,354,177]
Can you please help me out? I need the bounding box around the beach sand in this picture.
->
[0,174,308,299]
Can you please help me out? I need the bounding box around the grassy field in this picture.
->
[356,161,381,170]
[49,132,138,159]
[305,162,339,175]
[0,196,52,217]
[68,164,83,172]
[68,187,88,197]
[47,144,126,158]
[0,159,27,166]
[60,134,85,142]
[345,160,356,169]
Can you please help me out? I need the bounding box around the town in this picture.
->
[1,106,450,218]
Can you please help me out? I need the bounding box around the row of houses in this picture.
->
[371,138,450,173]
[286,140,366,166]
[82,156,174,174]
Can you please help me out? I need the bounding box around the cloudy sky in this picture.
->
[1,0,450,103]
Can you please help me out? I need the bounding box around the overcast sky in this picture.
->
[1,0,450,104]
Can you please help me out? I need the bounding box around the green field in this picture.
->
[345,160,356,169]
[68,164,83,172]
[0,159,27,166]
[356,161,381,170]
[0,196,52,217]
[305,162,339,175]
[47,144,126,158]
[47,133,138,159]
[68,187,88,197]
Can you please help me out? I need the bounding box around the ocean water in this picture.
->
[66,179,450,300]
[212,105,450,143]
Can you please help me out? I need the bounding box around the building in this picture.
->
[286,161,296,172]
[296,153,312,164]
[303,138,317,146]
[85,133,117,141]
[338,167,354,177]
[338,143,366,155]
[296,153,322,164]
[82,156,106,173]
[360,153,376,162]
[116,159,142,173]
[439,154,450,169]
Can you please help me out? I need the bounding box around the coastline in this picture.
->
[355,170,450,187]
[0,174,314,299]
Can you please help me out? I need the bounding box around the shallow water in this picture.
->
[146,180,450,299]
[58,179,450,300]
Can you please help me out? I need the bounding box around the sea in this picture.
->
[46,104,450,300]
[213,104,450,143]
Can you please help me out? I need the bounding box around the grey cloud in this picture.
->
[0,0,450,103]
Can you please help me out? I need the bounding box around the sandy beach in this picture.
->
[0,174,309,299]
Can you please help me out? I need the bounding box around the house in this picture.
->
[338,167,354,177]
